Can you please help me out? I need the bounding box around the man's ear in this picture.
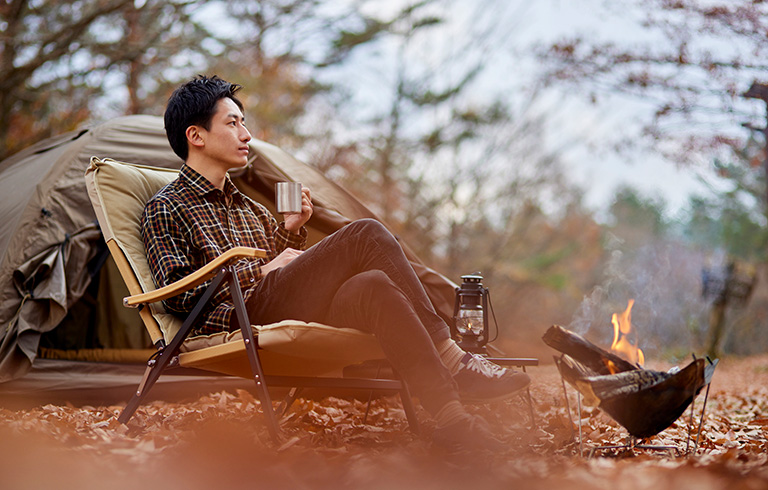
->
[186,125,205,149]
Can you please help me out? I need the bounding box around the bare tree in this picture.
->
[536,1,768,167]
[114,1,216,115]
[0,0,215,160]
[0,0,128,158]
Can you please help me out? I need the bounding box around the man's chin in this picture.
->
[228,160,250,175]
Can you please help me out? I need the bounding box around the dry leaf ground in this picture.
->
[1,355,767,490]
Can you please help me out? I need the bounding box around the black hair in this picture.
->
[164,75,244,161]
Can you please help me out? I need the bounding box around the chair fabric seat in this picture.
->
[179,320,385,377]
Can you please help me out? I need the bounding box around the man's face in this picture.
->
[196,97,252,170]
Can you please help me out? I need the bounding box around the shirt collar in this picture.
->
[180,164,244,202]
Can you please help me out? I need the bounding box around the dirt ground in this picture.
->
[1,355,767,490]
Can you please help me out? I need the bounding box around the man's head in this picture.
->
[165,75,245,161]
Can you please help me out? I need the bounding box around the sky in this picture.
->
[515,0,723,217]
[546,94,718,219]
[324,0,728,218]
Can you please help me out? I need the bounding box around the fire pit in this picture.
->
[543,323,718,456]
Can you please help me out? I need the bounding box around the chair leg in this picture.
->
[277,387,303,417]
[244,345,281,442]
[398,380,420,435]
[228,266,281,443]
[362,362,385,425]
[358,362,420,434]
[117,352,169,424]
[388,366,420,434]
[118,269,230,425]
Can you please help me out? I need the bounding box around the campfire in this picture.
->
[610,299,644,369]
[542,301,718,445]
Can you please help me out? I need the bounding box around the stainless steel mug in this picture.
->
[275,182,303,214]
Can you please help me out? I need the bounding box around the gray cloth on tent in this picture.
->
[1,225,102,382]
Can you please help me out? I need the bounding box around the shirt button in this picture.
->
[235,237,240,242]
[250,278,255,283]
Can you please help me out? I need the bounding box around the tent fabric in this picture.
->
[0,116,184,383]
[37,346,157,363]
[0,115,457,385]
[0,358,257,410]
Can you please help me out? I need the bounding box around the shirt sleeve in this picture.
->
[276,221,308,251]
[141,197,208,317]
[228,199,307,292]
[248,199,307,256]
[233,258,263,294]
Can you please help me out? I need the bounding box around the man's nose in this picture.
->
[240,125,252,142]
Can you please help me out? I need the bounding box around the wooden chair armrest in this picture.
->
[124,247,268,307]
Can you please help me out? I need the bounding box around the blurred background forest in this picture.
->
[3,0,768,361]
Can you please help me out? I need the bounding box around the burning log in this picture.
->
[543,325,718,439]
[542,325,638,375]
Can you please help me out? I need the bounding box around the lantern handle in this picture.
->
[486,287,500,343]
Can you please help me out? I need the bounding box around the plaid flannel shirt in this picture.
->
[141,164,307,336]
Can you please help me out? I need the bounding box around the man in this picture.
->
[142,75,530,450]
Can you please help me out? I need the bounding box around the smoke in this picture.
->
[568,233,629,339]
[569,234,712,360]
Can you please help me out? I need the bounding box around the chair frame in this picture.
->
[84,157,420,443]
[118,252,420,442]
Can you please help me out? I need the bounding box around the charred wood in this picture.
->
[542,325,638,375]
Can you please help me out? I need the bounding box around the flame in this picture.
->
[610,299,645,368]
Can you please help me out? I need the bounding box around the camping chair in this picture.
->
[84,156,420,442]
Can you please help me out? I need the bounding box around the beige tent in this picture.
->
[0,115,456,400]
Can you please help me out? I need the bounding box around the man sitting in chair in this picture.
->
[141,74,530,450]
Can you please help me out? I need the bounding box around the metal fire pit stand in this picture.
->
[559,375,713,458]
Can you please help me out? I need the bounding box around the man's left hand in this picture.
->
[284,185,313,233]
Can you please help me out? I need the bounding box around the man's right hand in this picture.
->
[261,248,303,275]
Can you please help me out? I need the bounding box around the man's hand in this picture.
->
[284,185,313,233]
[261,248,303,275]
